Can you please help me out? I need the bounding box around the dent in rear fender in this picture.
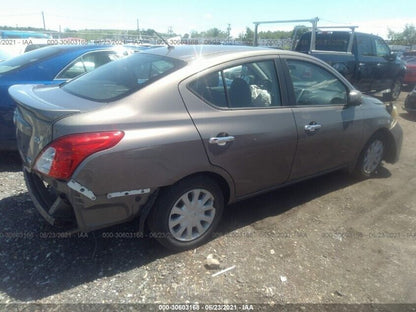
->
[33,175,149,232]
[70,125,235,202]
[67,179,96,201]
[107,188,150,199]
[69,189,148,232]
[52,79,235,202]
[65,182,154,232]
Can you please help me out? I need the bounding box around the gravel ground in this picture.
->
[0,92,416,311]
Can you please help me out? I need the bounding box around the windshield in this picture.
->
[62,53,186,102]
[0,46,62,74]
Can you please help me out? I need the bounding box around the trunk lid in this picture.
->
[9,84,102,167]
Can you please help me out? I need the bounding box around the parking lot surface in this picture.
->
[0,92,415,308]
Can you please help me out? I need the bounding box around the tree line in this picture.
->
[388,24,416,46]
[2,24,415,46]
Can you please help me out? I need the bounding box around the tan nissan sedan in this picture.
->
[10,45,402,250]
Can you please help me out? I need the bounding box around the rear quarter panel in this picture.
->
[54,77,234,199]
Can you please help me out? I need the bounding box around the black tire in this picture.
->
[355,134,385,179]
[147,176,224,251]
[403,84,415,92]
[384,78,402,101]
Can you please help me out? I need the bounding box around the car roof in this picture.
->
[0,44,129,79]
[146,45,286,62]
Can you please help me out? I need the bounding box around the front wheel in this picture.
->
[147,176,224,251]
[355,135,385,178]
[384,79,402,101]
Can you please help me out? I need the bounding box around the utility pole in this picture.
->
[137,18,141,40]
[42,11,46,30]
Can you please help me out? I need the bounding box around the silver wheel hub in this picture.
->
[168,189,216,241]
[393,81,401,97]
[363,139,384,174]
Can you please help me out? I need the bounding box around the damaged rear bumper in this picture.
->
[23,167,155,233]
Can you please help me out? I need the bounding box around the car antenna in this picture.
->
[153,30,174,50]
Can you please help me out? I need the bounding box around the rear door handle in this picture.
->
[304,124,322,133]
[209,136,235,146]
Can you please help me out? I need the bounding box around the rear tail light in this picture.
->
[34,131,124,180]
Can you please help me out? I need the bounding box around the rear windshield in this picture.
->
[296,32,350,52]
[62,53,186,102]
[0,46,61,74]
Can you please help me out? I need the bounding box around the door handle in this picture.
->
[304,124,322,133]
[209,136,235,146]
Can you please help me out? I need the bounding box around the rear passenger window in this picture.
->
[286,59,347,106]
[188,60,281,108]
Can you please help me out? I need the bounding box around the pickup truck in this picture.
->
[294,30,406,100]
[252,18,406,101]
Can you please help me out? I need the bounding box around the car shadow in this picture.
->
[399,112,416,122]
[217,168,390,241]
[0,192,170,301]
[0,152,22,172]
[371,166,392,179]
[0,168,391,301]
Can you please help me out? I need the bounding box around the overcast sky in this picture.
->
[1,0,415,38]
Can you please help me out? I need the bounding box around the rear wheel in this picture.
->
[148,176,224,251]
[355,135,385,178]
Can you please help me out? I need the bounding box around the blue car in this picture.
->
[0,45,133,150]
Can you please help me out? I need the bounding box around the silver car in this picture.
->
[10,45,402,251]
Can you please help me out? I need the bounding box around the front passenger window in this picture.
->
[357,37,374,56]
[374,38,390,57]
[286,59,347,106]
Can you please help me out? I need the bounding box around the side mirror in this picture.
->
[386,52,397,62]
[348,90,362,106]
